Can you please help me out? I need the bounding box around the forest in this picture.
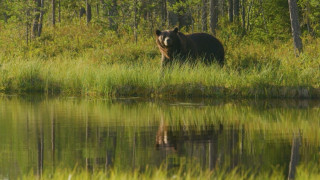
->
[1,0,320,41]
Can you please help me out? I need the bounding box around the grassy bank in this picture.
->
[21,167,281,180]
[0,24,319,98]
[19,165,320,180]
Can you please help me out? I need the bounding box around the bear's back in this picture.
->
[186,33,223,53]
[186,33,224,65]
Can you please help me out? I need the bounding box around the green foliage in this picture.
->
[299,0,320,35]
[1,0,319,39]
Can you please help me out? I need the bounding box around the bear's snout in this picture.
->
[164,37,172,46]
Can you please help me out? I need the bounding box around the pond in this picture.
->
[0,96,320,179]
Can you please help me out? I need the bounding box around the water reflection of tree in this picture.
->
[51,107,55,174]
[83,115,118,172]
[1,97,320,178]
[288,133,301,180]
[36,110,44,178]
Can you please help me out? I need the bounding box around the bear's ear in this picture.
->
[156,30,161,36]
[173,27,179,33]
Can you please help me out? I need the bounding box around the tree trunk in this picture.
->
[86,0,92,25]
[52,0,55,26]
[202,0,208,32]
[161,0,167,27]
[96,2,99,18]
[37,118,44,178]
[26,21,29,45]
[242,0,245,30]
[210,0,218,35]
[259,0,268,33]
[26,0,30,44]
[198,4,201,31]
[288,133,301,180]
[247,0,253,31]
[233,0,239,22]
[32,0,41,39]
[167,0,178,27]
[228,0,233,22]
[221,0,225,17]
[288,0,303,55]
[100,0,106,17]
[37,0,44,37]
[51,111,55,169]
[141,0,148,20]
[58,0,61,22]
[80,7,86,18]
[134,0,138,44]
[108,0,118,30]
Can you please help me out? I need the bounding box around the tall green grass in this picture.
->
[19,165,320,180]
[1,58,319,98]
[19,167,274,180]
[0,24,319,98]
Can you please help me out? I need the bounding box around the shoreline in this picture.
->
[1,85,319,99]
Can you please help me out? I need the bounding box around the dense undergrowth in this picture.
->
[0,23,319,98]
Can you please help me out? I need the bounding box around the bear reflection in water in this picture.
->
[155,117,224,151]
[155,117,232,170]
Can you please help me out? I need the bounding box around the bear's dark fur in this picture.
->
[155,27,225,67]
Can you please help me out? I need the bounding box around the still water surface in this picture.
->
[0,96,320,178]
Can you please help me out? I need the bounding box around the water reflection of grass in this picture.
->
[151,99,319,147]
[1,97,320,179]
[1,96,319,144]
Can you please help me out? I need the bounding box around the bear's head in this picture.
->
[155,27,180,50]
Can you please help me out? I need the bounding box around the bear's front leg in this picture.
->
[161,54,171,69]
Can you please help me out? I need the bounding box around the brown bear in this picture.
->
[155,27,225,67]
